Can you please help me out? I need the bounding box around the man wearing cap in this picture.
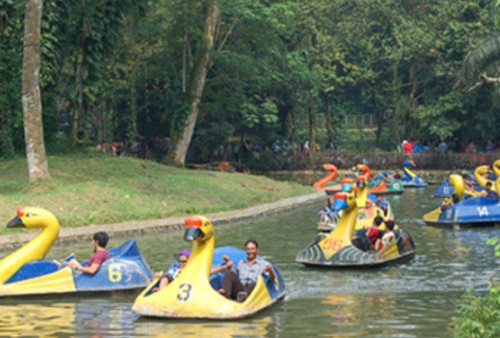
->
[157,249,191,290]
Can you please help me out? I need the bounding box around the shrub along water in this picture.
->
[452,237,500,337]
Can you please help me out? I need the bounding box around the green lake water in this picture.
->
[1,186,499,337]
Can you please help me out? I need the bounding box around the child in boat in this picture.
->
[155,249,232,291]
[376,195,390,216]
[480,182,499,201]
[377,219,395,251]
[155,249,191,291]
[440,193,460,211]
[318,197,335,227]
[68,232,109,275]
[366,216,384,252]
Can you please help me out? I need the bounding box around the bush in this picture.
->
[452,237,500,337]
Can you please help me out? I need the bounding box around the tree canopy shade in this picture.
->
[3,0,500,168]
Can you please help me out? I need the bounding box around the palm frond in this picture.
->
[463,34,500,81]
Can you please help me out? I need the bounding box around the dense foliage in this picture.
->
[453,237,500,337]
[2,0,500,164]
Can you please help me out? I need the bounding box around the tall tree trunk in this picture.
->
[22,0,50,182]
[285,107,295,141]
[72,19,87,146]
[167,0,219,167]
[407,63,418,139]
[370,89,382,148]
[128,71,138,141]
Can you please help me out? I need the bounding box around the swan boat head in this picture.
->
[0,207,60,285]
[313,163,338,189]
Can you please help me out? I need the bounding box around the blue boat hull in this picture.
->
[3,239,153,295]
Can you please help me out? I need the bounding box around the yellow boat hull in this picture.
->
[133,246,285,319]
[0,267,76,296]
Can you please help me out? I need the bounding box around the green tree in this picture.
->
[0,0,23,159]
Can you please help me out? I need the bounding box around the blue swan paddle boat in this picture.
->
[399,160,428,187]
[424,174,500,228]
[0,207,153,297]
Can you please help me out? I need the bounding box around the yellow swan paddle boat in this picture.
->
[318,170,393,233]
[132,215,285,319]
[298,192,415,267]
[0,207,153,296]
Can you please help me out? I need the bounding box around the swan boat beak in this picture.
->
[184,226,204,241]
[7,216,24,228]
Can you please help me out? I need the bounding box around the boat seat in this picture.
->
[351,237,366,251]
[108,239,140,258]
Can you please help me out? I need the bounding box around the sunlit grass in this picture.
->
[0,152,315,234]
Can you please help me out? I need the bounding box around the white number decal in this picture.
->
[478,206,489,217]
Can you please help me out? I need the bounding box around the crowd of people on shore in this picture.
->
[401,139,498,160]
[91,135,500,168]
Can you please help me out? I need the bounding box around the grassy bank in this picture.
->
[0,152,315,235]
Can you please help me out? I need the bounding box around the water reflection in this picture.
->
[0,186,499,336]
[134,309,282,337]
[0,298,136,337]
[0,302,74,337]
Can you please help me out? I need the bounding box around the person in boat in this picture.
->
[480,182,499,201]
[462,174,474,191]
[218,239,275,302]
[366,216,384,252]
[440,193,460,211]
[68,231,109,275]
[318,197,334,226]
[354,216,383,252]
[377,219,395,251]
[155,249,190,291]
[393,170,402,180]
[155,249,232,291]
[376,195,390,216]
[380,171,391,184]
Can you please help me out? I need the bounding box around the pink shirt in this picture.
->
[86,250,109,267]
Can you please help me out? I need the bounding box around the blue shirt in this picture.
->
[376,198,390,210]
[162,263,181,281]
[486,190,499,201]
